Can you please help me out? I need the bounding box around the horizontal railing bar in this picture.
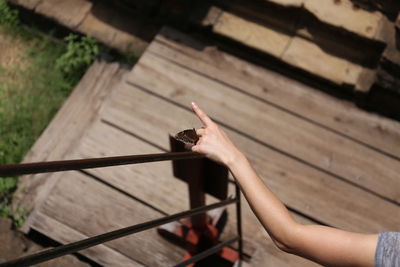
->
[0,198,237,267]
[174,237,239,267]
[0,152,203,177]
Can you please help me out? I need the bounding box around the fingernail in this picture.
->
[191,102,196,107]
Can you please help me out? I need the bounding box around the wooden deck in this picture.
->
[15,27,400,266]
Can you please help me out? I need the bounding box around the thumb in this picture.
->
[191,145,200,153]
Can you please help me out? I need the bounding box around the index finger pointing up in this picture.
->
[191,102,213,126]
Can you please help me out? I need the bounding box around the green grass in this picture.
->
[0,32,78,224]
[0,0,100,226]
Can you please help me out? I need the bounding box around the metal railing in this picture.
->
[0,152,243,267]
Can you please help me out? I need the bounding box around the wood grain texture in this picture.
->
[128,51,400,205]
[76,7,148,54]
[9,0,41,10]
[71,119,268,257]
[209,10,368,87]
[14,61,127,231]
[71,120,190,216]
[281,36,363,86]
[213,12,292,58]
[149,28,400,159]
[100,81,326,265]
[31,211,142,267]
[38,171,184,266]
[101,82,400,233]
[266,0,383,39]
[35,0,93,29]
[16,27,400,267]
[303,0,383,39]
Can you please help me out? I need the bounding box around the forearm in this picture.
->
[226,152,299,251]
[226,152,377,267]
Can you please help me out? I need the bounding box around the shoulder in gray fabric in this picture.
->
[375,232,400,267]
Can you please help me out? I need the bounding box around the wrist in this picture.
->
[225,149,246,170]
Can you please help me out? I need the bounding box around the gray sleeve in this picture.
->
[375,232,400,267]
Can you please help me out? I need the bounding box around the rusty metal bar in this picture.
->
[0,152,203,177]
[0,197,237,267]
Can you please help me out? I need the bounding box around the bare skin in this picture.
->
[190,102,378,267]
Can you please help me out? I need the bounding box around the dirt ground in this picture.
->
[0,29,90,266]
[0,218,90,266]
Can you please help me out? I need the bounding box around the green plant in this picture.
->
[56,34,99,81]
[0,201,27,228]
[0,0,19,27]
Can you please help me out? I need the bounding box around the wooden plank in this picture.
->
[378,17,400,71]
[97,81,325,264]
[212,11,292,58]
[303,0,383,40]
[101,82,400,233]
[207,0,384,72]
[9,0,41,10]
[209,11,367,87]
[101,82,400,265]
[282,36,363,86]
[70,119,190,215]
[35,0,93,29]
[350,0,400,19]
[76,6,148,55]
[250,238,321,267]
[265,0,383,40]
[129,52,400,205]
[71,119,283,257]
[149,28,400,160]
[38,171,184,266]
[14,61,127,231]
[31,211,142,267]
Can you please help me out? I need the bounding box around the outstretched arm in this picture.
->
[190,102,378,267]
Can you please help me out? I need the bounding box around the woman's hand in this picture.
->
[191,102,243,167]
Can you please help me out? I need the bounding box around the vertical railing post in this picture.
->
[236,182,244,262]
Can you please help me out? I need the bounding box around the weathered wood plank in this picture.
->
[208,10,368,88]
[70,119,190,215]
[128,52,400,204]
[39,171,184,266]
[250,237,321,267]
[149,28,400,159]
[205,0,384,70]
[281,36,363,86]
[14,61,127,231]
[101,82,400,265]
[98,81,325,264]
[101,82,400,233]
[351,0,400,19]
[31,211,142,267]
[9,0,41,10]
[303,0,383,40]
[213,11,292,58]
[264,0,383,40]
[76,4,148,55]
[70,119,278,257]
[35,0,93,29]
[95,78,315,259]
